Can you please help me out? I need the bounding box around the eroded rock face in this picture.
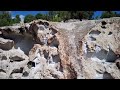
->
[0,48,29,79]
[26,44,64,79]
[0,18,120,79]
[55,17,120,79]
[0,37,14,50]
[80,18,120,79]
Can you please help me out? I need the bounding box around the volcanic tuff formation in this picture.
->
[0,18,120,79]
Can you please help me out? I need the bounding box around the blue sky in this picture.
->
[93,11,120,18]
[11,11,48,21]
[11,11,101,17]
[11,11,48,17]
[11,11,120,21]
[92,11,102,18]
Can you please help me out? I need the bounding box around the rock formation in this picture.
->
[0,18,120,79]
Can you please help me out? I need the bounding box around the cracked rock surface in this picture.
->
[0,18,120,79]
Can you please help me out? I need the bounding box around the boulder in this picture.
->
[0,38,14,50]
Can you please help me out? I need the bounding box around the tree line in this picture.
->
[0,11,21,26]
[0,11,120,27]
[24,11,95,23]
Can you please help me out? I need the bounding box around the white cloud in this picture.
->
[19,15,25,22]
[12,16,15,19]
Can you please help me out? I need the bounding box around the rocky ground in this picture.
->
[0,18,120,79]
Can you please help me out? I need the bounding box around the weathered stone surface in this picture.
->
[0,72,8,79]
[0,17,120,79]
[80,18,120,79]
[0,37,14,50]
[27,44,64,79]
[0,48,29,79]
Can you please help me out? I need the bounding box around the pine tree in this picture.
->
[100,11,117,18]
[24,14,35,23]
[15,15,21,23]
[35,13,43,19]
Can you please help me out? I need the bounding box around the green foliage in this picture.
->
[11,15,21,24]
[47,11,95,22]
[35,13,43,19]
[24,14,35,23]
[52,14,62,22]
[15,15,21,23]
[35,13,51,21]
[48,11,56,21]
[48,11,69,22]
[2,11,120,27]
[0,12,13,26]
[95,16,99,19]
[0,18,10,26]
[44,14,50,21]
[0,12,22,26]
[0,11,100,27]
[11,18,16,24]
[75,11,94,20]
[100,11,118,18]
